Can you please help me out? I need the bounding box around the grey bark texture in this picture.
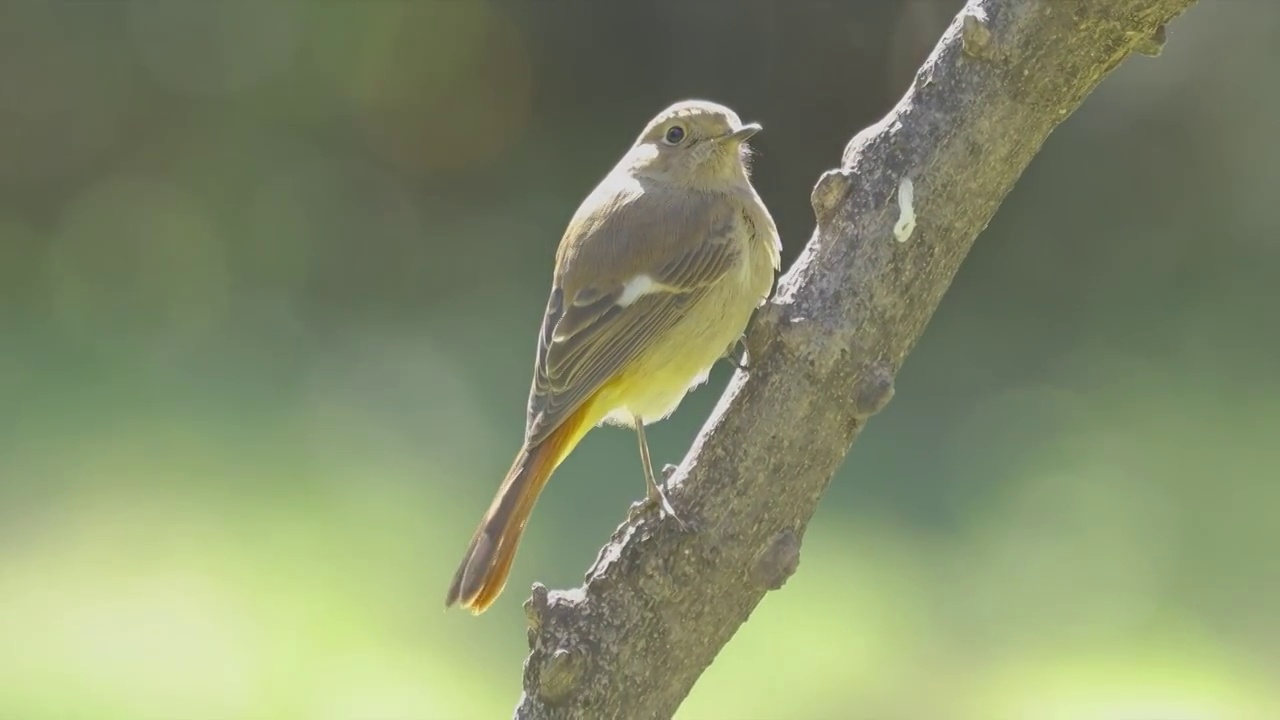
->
[514,0,1197,717]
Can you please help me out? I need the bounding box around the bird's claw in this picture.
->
[629,476,691,531]
[724,336,750,372]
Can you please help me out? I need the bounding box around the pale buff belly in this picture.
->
[594,238,775,428]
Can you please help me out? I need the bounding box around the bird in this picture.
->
[445,99,782,614]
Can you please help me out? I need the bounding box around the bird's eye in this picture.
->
[663,125,686,145]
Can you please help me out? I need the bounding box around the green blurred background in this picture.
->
[1,1,1277,718]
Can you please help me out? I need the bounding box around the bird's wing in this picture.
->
[523,191,743,447]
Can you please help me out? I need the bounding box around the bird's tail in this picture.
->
[445,406,593,614]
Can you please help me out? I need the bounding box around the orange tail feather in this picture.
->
[445,407,592,614]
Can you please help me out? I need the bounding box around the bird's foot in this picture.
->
[628,465,691,530]
[722,336,750,372]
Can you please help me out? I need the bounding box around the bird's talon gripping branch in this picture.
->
[645,479,689,530]
[626,491,688,531]
[721,336,751,372]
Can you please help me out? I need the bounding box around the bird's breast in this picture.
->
[599,213,777,427]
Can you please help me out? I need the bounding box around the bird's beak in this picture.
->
[721,122,762,143]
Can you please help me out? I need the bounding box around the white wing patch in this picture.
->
[617,274,663,307]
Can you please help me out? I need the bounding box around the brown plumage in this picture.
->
[446,99,781,614]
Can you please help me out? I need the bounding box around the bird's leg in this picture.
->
[720,335,750,372]
[629,419,688,529]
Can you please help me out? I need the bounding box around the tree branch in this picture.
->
[514,0,1196,717]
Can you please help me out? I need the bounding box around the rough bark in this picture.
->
[514,0,1197,717]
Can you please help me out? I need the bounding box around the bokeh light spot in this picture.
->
[306,1,534,175]
[46,177,231,353]
[0,215,42,312]
[126,0,300,96]
[0,3,135,184]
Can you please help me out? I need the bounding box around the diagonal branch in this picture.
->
[514,0,1197,717]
